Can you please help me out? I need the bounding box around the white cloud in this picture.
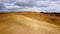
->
[0,0,60,12]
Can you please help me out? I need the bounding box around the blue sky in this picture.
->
[0,0,60,12]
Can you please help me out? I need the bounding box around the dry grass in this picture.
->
[0,12,60,34]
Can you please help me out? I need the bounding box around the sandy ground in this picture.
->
[0,12,60,34]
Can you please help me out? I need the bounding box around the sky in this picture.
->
[0,0,60,12]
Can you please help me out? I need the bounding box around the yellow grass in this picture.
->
[0,12,60,34]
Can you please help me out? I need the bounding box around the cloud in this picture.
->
[0,0,60,12]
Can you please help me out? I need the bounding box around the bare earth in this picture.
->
[0,12,60,34]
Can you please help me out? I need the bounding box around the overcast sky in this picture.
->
[0,0,60,12]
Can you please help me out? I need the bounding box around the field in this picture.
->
[0,12,60,34]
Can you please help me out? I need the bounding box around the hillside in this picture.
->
[0,12,60,34]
